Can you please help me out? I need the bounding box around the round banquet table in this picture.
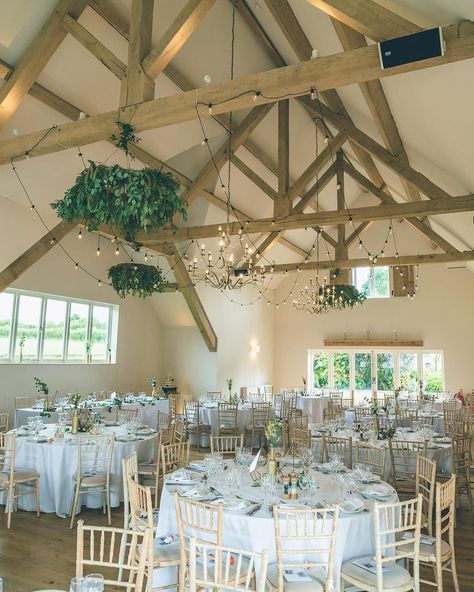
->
[199,402,275,436]
[14,398,169,430]
[4,424,155,517]
[397,395,461,413]
[344,409,445,434]
[296,395,330,423]
[154,462,398,591]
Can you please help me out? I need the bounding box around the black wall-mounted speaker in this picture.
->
[378,27,444,70]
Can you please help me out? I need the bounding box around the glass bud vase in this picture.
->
[267,446,277,477]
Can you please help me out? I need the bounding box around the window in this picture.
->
[353,266,390,298]
[0,289,118,364]
[308,349,444,401]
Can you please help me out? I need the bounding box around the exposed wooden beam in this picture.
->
[334,150,350,283]
[263,0,397,206]
[292,163,336,214]
[288,133,346,201]
[181,104,274,204]
[0,0,88,127]
[88,0,131,39]
[120,0,154,105]
[143,0,216,79]
[344,221,372,248]
[62,13,126,79]
[28,82,83,121]
[231,155,277,200]
[264,251,474,273]
[141,193,474,244]
[305,0,420,42]
[275,100,291,217]
[343,161,459,253]
[2,20,473,163]
[0,222,77,292]
[166,245,217,352]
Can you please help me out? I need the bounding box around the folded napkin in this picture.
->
[218,497,249,511]
[169,469,191,482]
[180,486,210,499]
[340,498,365,513]
[363,483,392,497]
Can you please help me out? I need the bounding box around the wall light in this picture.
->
[249,342,260,356]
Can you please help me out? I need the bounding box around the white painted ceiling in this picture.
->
[0,0,473,319]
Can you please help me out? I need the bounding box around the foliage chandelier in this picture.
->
[187,4,272,293]
[108,263,166,298]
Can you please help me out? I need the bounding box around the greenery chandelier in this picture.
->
[108,263,166,298]
[293,275,366,314]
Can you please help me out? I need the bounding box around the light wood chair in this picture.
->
[128,477,180,591]
[218,402,238,436]
[355,443,387,478]
[324,401,344,422]
[263,384,273,400]
[444,409,465,436]
[0,432,40,528]
[244,402,271,449]
[329,390,343,404]
[69,434,114,529]
[14,395,31,409]
[450,434,474,520]
[207,391,223,402]
[94,405,119,423]
[388,441,427,495]
[168,396,176,422]
[185,401,211,451]
[138,426,174,508]
[395,408,419,429]
[247,391,263,402]
[311,433,326,464]
[290,426,312,453]
[340,495,422,592]
[189,537,268,592]
[354,405,373,424]
[118,408,139,423]
[416,455,437,536]
[323,435,353,469]
[410,475,460,592]
[122,452,138,530]
[157,411,171,430]
[210,434,244,456]
[269,505,339,592]
[161,441,191,480]
[173,417,186,443]
[76,519,150,591]
[0,413,9,433]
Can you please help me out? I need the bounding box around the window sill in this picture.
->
[0,360,116,366]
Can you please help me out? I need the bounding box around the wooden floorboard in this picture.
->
[0,471,472,590]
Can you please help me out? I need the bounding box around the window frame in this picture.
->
[0,288,118,365]
[308,347,445,395]
[352,266,391,299]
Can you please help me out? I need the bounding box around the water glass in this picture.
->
[70,576,86,591]
[85,573,105,591]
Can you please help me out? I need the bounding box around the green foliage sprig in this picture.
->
[51,162,185,242]
[108,263,166,298]
[110,122,141,155]
[34,377,49,395]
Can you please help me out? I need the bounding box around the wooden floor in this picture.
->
[0,486,472,591]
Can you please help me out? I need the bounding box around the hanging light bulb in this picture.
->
[78,229,83,239]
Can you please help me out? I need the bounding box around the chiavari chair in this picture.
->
[388,441,427,495]
[416,455,437,536]
[355,443,386,478]
[323,435,353,469]
[341,495,422,592]
[0,432,40,528]
[157,410,171,430]
[207,391,223,402]
[122,452,138,529]
[173,417,186,443]
[76,519,150,591]
[189,538,268,592]
[118,408,139,423]
[14,395,31,409]
[244,402,271,449]
[218,402,238,436]
[450,434,474,520]
[138,425,174,508]
[185,401,211,451]
[69,433,114,529]
[444,409,465,437]
[323,401,344,422]
[128,478,180,591]
[270,505,339,592]
[354,405,372,424]
[0,413,9,433]
[161,441,191,481]
[210,434,244,456]
[395,407,419,429]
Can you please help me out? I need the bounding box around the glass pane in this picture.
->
[399,353,418,392]
[373,267,390,297]
[377,352,394,391]
[0,292,14,359]
[15,295,42,360]
[313,352,329,388]
[333,352,350,390]
[67,302,89,360]
[423,353,444,392]
[354,268,371,296]
[42,299,67,360]
[91,306,109,361]
[355,352,372,390]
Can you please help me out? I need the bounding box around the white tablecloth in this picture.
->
[155,463,398,591]
[199,403,275,436]
[5,424,154,516]
[344,410,445,434]
[14,398,169,430]
[297,396,330,423]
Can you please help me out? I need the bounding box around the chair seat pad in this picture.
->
[153,540,181,566]
[244,424,265,431]
[192,553,251,582]
[187,423,211,432]
[403,539,452,563]
[219,426,237,433]
[266,563,325,592]
[73,472,107,486]
[0,468,39,482]
[341,556,412,590]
